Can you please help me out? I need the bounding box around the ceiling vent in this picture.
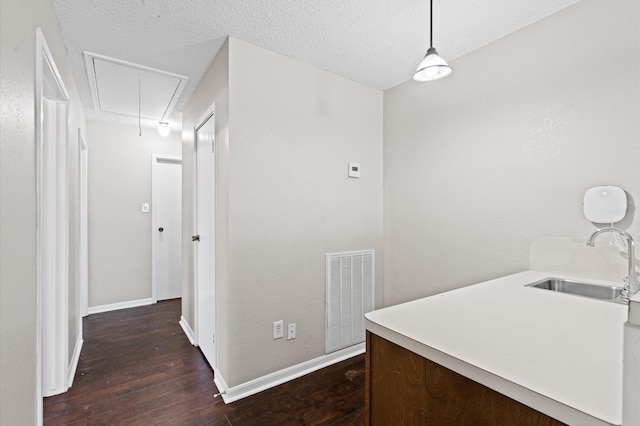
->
[84,52,188,121]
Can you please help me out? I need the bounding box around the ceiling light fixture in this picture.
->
[158,121,170,137]
[413,0,452,82]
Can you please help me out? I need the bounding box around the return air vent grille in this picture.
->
[326,250,374,354]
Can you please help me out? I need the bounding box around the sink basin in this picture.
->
[526,278,624,303]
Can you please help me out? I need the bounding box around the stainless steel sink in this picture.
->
[526,278,624,303]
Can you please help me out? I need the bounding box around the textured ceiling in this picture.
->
[52,0,582,126]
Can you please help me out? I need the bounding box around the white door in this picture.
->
[153,156,182,300]
[41,98,69,396]
[195,109,216,367]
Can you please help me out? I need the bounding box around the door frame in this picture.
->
[35,27,70,411]
[193,103,216,366]
[78,129,88,317]
[151,154,183,302]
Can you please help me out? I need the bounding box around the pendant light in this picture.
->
[413,0,452,82]
[158,121,170,137]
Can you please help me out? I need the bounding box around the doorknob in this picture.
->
[192,235,200,242]
[158,227,164,232]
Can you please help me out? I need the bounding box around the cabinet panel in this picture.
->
[365,332,566,425]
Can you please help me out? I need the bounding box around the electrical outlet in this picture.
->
[273,320,284,339]
[287,323,296,340]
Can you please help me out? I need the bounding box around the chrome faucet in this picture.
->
[587,227,639,303]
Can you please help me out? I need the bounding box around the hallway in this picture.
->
[43,300,364,425]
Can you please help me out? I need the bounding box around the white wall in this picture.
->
[87,120,181,308]
[0,0,86,422]
[225,38,383,386]
[383,0,640,306]
[182,37,383,389]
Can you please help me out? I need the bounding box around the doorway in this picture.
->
[36,29,70,402]
[194,107,216,368]
[152,155,183,301]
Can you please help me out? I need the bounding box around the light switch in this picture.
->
[348,162,360,178]
[141,202,149,213]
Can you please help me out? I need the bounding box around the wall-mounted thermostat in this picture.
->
[348,162,360,178]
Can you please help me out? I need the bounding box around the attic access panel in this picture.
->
[84,52,188,121]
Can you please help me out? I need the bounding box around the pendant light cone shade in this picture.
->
[158,121,170,137]
[413,0,452,82]
[413,47,452,81]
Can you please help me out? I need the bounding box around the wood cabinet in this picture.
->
[365,332,566,425]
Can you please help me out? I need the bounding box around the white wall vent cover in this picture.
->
[326,250,374,354]
[84,52,188,121]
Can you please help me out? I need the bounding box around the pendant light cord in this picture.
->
[429,0,433,49]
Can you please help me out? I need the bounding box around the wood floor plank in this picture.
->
[44,299,364,425]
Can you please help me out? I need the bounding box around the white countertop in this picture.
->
[365,271,628,426]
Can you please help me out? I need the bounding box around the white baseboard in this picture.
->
[215,342,365,404]
[87,298,154,315]
[179,316,196,345]
[67,334,83,388]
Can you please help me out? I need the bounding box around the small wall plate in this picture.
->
[348,162,360,178]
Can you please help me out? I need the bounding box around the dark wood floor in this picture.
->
[44,299,365,425]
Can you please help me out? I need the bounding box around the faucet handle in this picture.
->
[628,275,640,295]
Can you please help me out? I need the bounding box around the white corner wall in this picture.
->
[225,38,383,387]
[87,120,181,308]
[383,0,640,306]
[1,0,86,422]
